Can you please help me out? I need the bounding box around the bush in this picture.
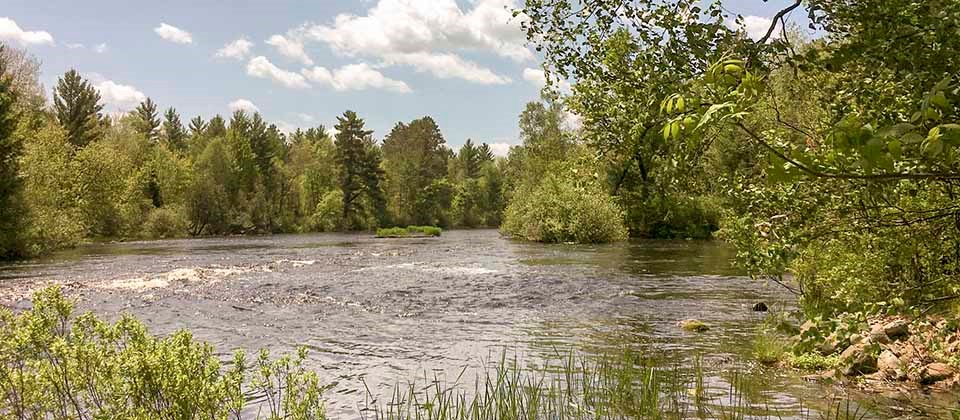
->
[142,206,188,239]
[0,287,326,419]
[501,159,627,244]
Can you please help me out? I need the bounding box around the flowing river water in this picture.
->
[0,230,953,418]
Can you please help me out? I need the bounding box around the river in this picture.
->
[0,230,950,418]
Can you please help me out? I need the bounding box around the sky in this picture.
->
[0,0,807,155]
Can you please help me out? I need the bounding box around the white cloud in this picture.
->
[384,52,509,85]
[297,113,315,123]
[303,0,526,84]
[93,43,108,53]
[266,34,313,65]
[246,56,310,89]
[276,121,299,134]
[726,15,776,42]
[0,17,54,46]
[228,99,259,113]
[65,42,84,49]
[154,23,193,44]
[302,63,412,93]
[216,38,253,60]
[522,67,570,92]
[487,142,512,157]
[94,80,146,110]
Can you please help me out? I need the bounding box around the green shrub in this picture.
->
[501,159,627,244]
[752,329,790,365]
[786,353,841,371]
[142,206,188,239]
[0,287,326,419]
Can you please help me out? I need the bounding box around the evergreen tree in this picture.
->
[133,98,161,140]
[477,143,494,163]
[334,111,384,229]
[0,45,26,258]
[206,115,227,138]
[162,107,188,153]
[188,116,206,137]
[52,69,104,148]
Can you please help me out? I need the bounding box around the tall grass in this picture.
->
[360,350,870,420]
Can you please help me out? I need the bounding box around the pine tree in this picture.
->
[188,116,206,137]
[206,115,227,138]
[335,110,384,229]
[162,107,188,153]
[133,98,161,140]
[52,69,104,148]
[0,46,26,258]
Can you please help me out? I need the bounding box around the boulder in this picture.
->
[882,319,910,340]
[877,350,904,380]
[678,319,709,332]
[868,324,891,345]
[840,342,878,376]
[919,363,955,385]
[752,302,768,312]
[818,333,841,356]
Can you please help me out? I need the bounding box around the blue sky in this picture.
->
[1,0,806,154]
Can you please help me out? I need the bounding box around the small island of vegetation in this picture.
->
[375,225,442,238]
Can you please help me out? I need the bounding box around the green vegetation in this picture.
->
[375,225,442,238]
[0,287,325,419]
[368,351,869,420]
[0,43,524,257]
[520,0,960,320]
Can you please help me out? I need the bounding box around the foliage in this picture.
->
[334,111,386,231]
[0,48,519,257]
[133,98,160,141]
[0,286,326,419]
[382,117,449,226]
[51,69,103,148]
[786,353,842,371]
[0,45,26,259]
[375,225,442,238]
[502,153,628,244]
[521,0,960,318]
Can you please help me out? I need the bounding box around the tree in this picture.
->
[0,45,44,112]
[188,116,206,137]
[162,107,188,153]
[334,111,384,230]
[133,98,161,141]
[521,0,960,314]
[382,116,449,225]
[0,45,26,258]
[52,69,104,148]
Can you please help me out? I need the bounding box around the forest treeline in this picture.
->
[0,43,650,259]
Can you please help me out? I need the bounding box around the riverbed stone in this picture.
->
[919,363,955,384]
[877,349,903,380]
[678,319,709,332]
[883,319,910,339]
[868,324,891,344]
[840,342,878,376]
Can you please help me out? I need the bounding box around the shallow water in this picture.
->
[0,230,952,418]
